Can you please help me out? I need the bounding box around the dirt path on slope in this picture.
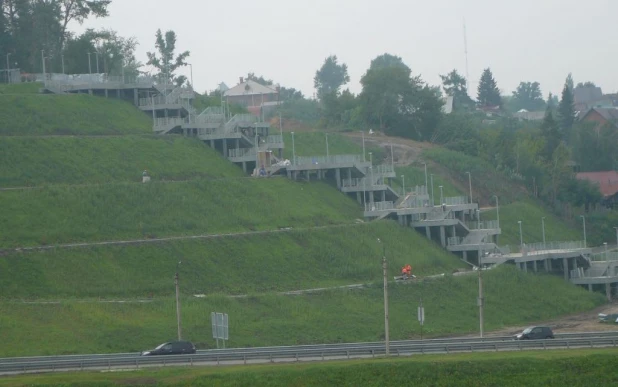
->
[343,131,433,167]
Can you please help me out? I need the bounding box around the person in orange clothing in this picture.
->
[401,264,412,279]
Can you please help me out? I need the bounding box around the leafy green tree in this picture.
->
[146,29,190,86]
[477,68,501,107]
[558,76,575,136]
[314,55,349,100]
[511,81,545,111]
[440,69,474,110]
[58,0,111,49]
[359,53,443,140]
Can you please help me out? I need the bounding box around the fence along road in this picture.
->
[2,332,618,375]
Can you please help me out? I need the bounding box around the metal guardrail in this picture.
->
[2,333,618,374]
[444,196,469,205]
[154,117,186,130]
[465,220,500,230]
[295,154,362,166]
[365,201,394,212]
[591,251,618,262]
[228,148,256,159]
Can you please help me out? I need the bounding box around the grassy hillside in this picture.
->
[0,94,152,135]
[0,82,42,94]
[5,350,617,386]
[0,266,603,356]
[0,136,244,187]
[0,179,362,248]
[0,222,464,299]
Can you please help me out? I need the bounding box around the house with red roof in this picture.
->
[576,171,618,207]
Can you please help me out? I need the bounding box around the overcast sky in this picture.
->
[75,0,617,98]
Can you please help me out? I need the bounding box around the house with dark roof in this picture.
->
[579,107,618,128]
[576,171,618,208]
[223,78,280,117]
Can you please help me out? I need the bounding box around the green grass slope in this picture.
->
[0,94,152,135]
[0,222,464,299]
[0,82,42,94]
[4,350,617,386]
[0,136,244,187]
[0,266,603,356]
[0,179,362,248]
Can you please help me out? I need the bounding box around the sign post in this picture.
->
[211,312,229,349]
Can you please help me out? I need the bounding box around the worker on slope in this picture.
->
[401,264,412,279]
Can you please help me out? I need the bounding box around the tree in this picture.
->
[440,69,474,110]
[314,55,349,100]
[246,73,273,86]
[558,76,575,137]
[511,81,545,111]
[359,53,443,140]
[540,108,561,161]
[146,29,190,86]
[477,68,501,107]
[58,1,111,49]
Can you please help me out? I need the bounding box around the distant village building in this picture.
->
[576,171,618,208]
[223,77,280,117]
[578,107,618,129]
[513,109,545,121]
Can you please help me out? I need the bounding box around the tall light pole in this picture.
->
[492,195,499,228]
[291,131,296,165]
[94,51,100,73]
[390,144,394,166]
[361,130,366,162]
[377,238,389,357]
[422,162,428,193]
[478,251,484,338]
[430,174,434,206]
[541,217,546,245]
[439,185,444,205]
[88,52,92,75]
[604,242,608,260]
[6,53,10,84]
[369,152,374,203]
[41,50,46,82]
[61,54,65,75]
[175,261,183,341]
[518,221,524,252]
[580,215,587,248]
[401,175,405,196]
[466,172,473,204]
[614,227,618,249]
[325,133,329,157]
[189,63,194,90]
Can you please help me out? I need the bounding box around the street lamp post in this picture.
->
[88,52,92,75]
[439,185,444,206]
[580,215,587,248]
[492,195,499,228]
[41,50,46,82]
[423,162,428,194]
[542,217,546,245]
[361,131,366,162]
[466,172,473,204]
[614,227,618,249]
[325,133,329,157]
[604,242,608,260]
[369,152,374,204]
[518,221,524,252]
[291,131,296,165]
[390,144,394,166]
[95,51,100,73]
[401,175,405,196]
[189,63,194,90]
[175,261,183,341]
[6,53,10,84]
[61,54,65,74]
[430,174,434,206]
[377,238,389,357]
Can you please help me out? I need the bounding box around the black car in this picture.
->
[141,341,196,356]
[515,326,554,340]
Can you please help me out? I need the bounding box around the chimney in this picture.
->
[239,77,244,84]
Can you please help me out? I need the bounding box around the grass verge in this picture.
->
[0,266,604,356]
[2,349,618,386]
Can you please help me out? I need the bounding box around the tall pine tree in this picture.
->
[558,74,575,141]
[477,68,501,107]
[540,108,561,161]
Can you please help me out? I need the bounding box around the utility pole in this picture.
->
[325,133,329,157]
[41,50,46,81]
[175,261,182,341]
[478,252,484,338]
[362,131,366,162]
[379,239,390,357]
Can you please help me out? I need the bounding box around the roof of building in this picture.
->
[580,107,618,125]
[574,86,603,104]
[513,110,545,121]
[576,171,618,197]
[224,80,278,97]
[442,96,453,114]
